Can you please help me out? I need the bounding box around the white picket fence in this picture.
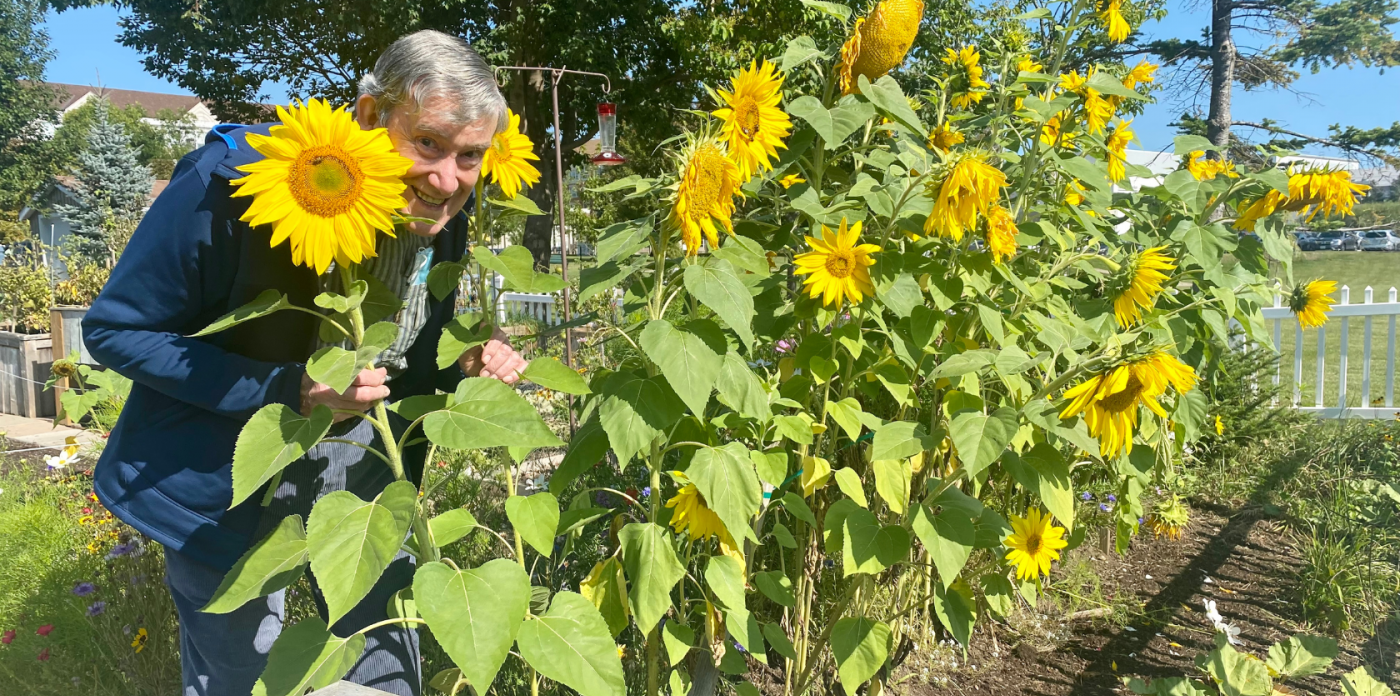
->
[461,274,561,326]
[1262,286,1400,419]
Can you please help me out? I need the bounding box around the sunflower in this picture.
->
[985,205,1018,264]
[482,109,541,200]
[1144,495,1190,541]
[929,122,965,152]
[669,140,742,255]
[1059,70,1114,135]
[1289,279,1338,329]
[837,0,926,94]
[1233,167,1369,230]
[1099,0,1131,42]
[1004,508,1069,581]
[1105,120,1134,182]
[1185,150,1239,181]
[1214,415,1225,436]
[1017,56,1044,74]
[794,218,881,306]
[230,99,413,274]
[1111,246,1175,327]
[1040,112,1077,147]
[942,46,990,110]
[778,173,807,189]
[1060,352,1198,457]
[666,479,736,546]
[1064,179,1087,206]
[1120,59,1158,90]
[1231,189,1285,231]
[924,153,1008,241]
[713,61,793,181]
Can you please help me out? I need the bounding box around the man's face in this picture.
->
[356,94,496,237]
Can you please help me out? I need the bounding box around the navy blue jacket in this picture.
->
[85,124,469,571]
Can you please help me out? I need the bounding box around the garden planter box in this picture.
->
[0,330,54,419]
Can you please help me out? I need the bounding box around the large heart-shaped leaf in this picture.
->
[911,504,975,588]
[579,557,630,637]
[473,245,567,293]
[192,289,291,337]
[522,357,592,394]
[704,554,747,611]
[505,492,560,557]
[949,407,1018,478]
[252,616,364,696]
[414,559,530,693]
[424,378,562,451]
[597,371,685,466]
[619,523,685,633]
[687,443,762,543]
[716,351,771,423]
[517,591,626,696]
[842,508,910,576]
[231,404,333,507]
[640,319,725,416]
[830,617,891,693]
[1265,635,1337,680]
[436,312,493,370]
[683,259,754,350]
[203,515,308,613]
[306,481,416,624]
[427,507,478,548]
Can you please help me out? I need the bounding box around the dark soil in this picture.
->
[906,502,1400,695]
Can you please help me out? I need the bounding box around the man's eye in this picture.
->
[418,137,437,150]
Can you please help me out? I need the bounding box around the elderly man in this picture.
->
[83,30,521,696]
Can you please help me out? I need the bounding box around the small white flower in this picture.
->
[45,449,79,470]
[1203,599,1242,645]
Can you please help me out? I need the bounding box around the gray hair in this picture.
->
[359,30,507,132]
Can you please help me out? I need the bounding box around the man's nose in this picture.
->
[428,158,461,196]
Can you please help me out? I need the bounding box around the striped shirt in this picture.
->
[317,230,435,379]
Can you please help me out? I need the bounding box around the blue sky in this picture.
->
[42,3,1399,154]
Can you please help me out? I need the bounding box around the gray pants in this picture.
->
[163,417,421,696]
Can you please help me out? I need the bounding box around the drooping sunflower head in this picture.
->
[230,98,414,274]
[1185,150,1239,181]
[838,0,926,94]
[1288,279,1338,329]
[1060,351,1195,456]
[1232,189,1285,231]
[1004,508,1069,580]
[1017,56,1044,74]
[1040,112,1077,148]
[666,479,734,545]
[929,121,965,153]
[1064,179,1087,206]
[1287,166,1370,220]
[669,138,742,255]
[923,152,1009,241]
[1144,495,1190,541]
[985,205,1018,264]
[1105,120,1135,182]
[793,218,882,307]
[1121,59,1158,90]
[942,45,990,109]
[713,60,793,181]
[482,109,541,200]
[1110,246,1175,328]
[1098,0,1132,42]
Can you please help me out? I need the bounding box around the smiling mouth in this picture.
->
[411,186,447,207]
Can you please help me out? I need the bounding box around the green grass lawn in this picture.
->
[1271,251,1400,409]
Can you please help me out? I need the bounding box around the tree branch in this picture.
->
[1232,121,1400,165]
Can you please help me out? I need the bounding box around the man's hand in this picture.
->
[459,327,526,385]
[301,367,391,422]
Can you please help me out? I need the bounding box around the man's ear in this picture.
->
[354,95,379,129]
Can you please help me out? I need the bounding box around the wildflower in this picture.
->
[72,582,96,597]
[1120,59,1158,90]
[793,218,881,307]
[36,624,53,637]
[1288,280,1338,329]
[2,630,14,644]
[1110,246,1175,328]
[87,602,106,617]
[1099,503,1111,512]
[78,515,94,526]
[1203,600,1241,645]
[131,627,148,654]
[985,205,1018,264]
[1017,56,1043,74]
[106,541,140,560]
[669,140,741,255]
[1081,492,1094,501]
[1060,352,1198,457]
[1004,508,1069,580]
[1185,150,1238,181]
[929,122,964,153]
[1214,415,1225,436]
[641,487,652,498]
[1098,0,1131,42]
[778,173,806,189]
[837,0,926,94]
[924,153,1008,241]
[735,642,747,653]
[229,98,413,274]
[1106,494,1117,503]
[482,109,542,200]
[714,61,793,181]
[37,648,50,661]
[616,644,626,660]
[775,339,793,354]
[45,447,80,470]
[1105,120,1134,182]
[942,46,990,109]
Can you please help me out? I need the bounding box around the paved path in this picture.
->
[0,413,99,451]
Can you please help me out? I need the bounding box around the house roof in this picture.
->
[49,82,208,116]
[19,178,170,222]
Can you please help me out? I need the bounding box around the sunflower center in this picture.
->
[491,134,515,163]
[824,251,856,279]
[290,145,364,217]
[686,149,728,216]
[1025,532,1042,555]
[1099,374,1147,413]
[735,99,762,139]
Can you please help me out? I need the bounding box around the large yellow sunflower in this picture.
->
[924,153,1008,241]
[1144,495,1190,541]
[985,205,1018,264]
[1004,508,1069,581]
[1105,120,1134,182]
[794,218,881,306]
[669,140,742,255]
[1060,352,1198,457]
[1233,167,1370,230]
[714,61,793,181]
[1059,70,1115,135]
[1185,150,1239,181]
[482,109,541,200]
[929,121,965,153]
[1289,279,1338,329]
[1120,59,1158,90]
[1040,112,1077,147]
[666,482,733,544]
[1099,0,1131,42]
[1111,246,1175,327]
[230,98,412,274]
[837,0,926,94]
[942,46,990,110]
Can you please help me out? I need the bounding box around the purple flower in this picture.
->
[1106,494,1117,503]
[1099,503,1111,512]
[1137,517,1144,525]
[72,582,96,597]
[735,642,747,653]
[106,542,136,560]
[1080,492,1093,501]
[641,487,652,498]
[86,602,106,617]
[775,340,792,354]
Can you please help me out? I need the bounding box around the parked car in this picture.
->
[1359,229,1400,251]
[1295,231,1317,249]
[1312,230,1361,251]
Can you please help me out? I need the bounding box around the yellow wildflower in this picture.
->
[924,153,1008,241]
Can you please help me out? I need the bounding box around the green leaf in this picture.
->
[1087,71,1147,101]
[1251,167,1290,195]
[981,574,1014,618]
[1203,643,1273,696]
[663,619,695,666]
[579,259,643,303]
[307,482,417,624]
[597,371,685,465]
[683,259,755,350]
[932,583,975,648]
[705,554,747,611]
[423,378,562,451]
[358,321,398,367]
[799,0,852,21]
[516,591,626,696]
[688,443,762,543]
[306,346,358,394]
[751,449,789,488]
[1343,666,1396,696]
[640,319,725,416]
[931,349,996,379]
[780,35,824,72]
[436,312,493,370]
[595,216,653,264]
[830,617,891,693]
[842,508,910,575]
[871,421,933,461]
[878,273,922,317]
[390,393,452,422]
[1001,444,1075,531]
[833,467,868,508]
[619,523,685,633]
[827,397,866,442]
[911,504,975,588]
[580,557,630,637]
[192,289,291,337]
[203,515,308,614]
[415,559,530,693]
[522,357,592,395]
[490,194,547,216]
[551,413,610,493]
[949,407,1018,478]
[357,273,403,325]
[506,492,560,557]
[857,75,928,137]
[716,352,770,423]
[473,245,567,293]
[231,404,334,508]
[428,507,478,548]
[1173,134,1215,155]
[780,492,817,526]
[252,616,364,696]
[771,522,798,548]
[427,261,467,301]
[1265,635,1337,680]
[753,571,795,607]
[314,280,368,314]
[725,608,766,664]
[773,414,815,445]
[872,459,912,514]
[764,622,797,659]
[557,507,610,536]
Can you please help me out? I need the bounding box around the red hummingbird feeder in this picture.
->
[590,102,626,166]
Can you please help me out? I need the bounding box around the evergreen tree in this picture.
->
[54,99,154,264]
